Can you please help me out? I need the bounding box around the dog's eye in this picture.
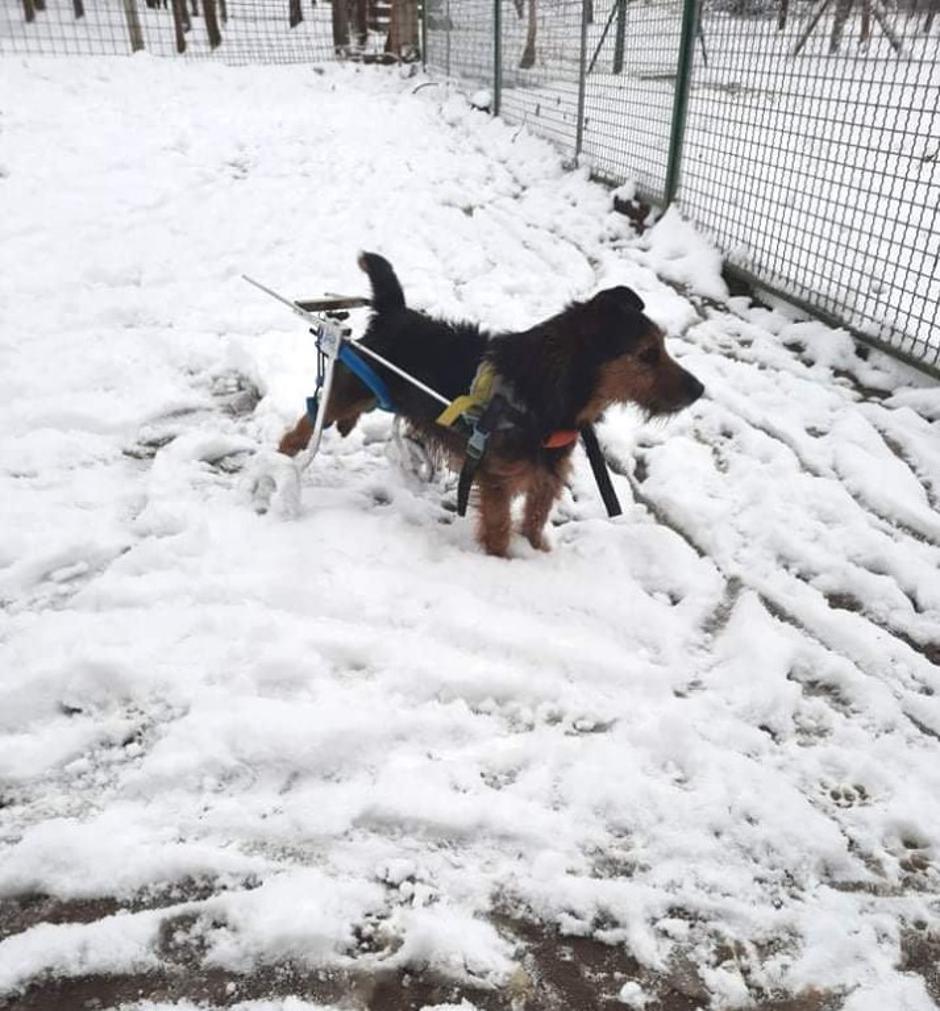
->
[639,347,660,365]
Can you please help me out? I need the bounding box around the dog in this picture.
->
[278,253,704,557]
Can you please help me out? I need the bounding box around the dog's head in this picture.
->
[579,286,704,419]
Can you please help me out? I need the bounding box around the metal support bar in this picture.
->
[612,0,627,74]
[587,0,619,75]
[350,342,451,407]
[493,0,502,115]
[574,0,589,159]
[663,0,699,207]
[308,329,342,460]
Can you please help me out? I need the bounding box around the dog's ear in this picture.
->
[596,285,645,313]
[583,287,645,356]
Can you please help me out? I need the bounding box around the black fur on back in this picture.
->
[358,253,490,421]
[355,254,653,460]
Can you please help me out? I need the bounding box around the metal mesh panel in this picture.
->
[580,0,682,201]
[425,0,494,84]
[680,2,940,365]
[498,0,584,159]
[0,0,393,63]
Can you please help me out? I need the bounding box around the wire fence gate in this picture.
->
[3,0,938,370]
[424,0,940,372]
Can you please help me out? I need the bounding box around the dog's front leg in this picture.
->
[476,476,513,558]
[521,468,563,552]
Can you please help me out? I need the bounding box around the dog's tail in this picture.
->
[358,252,405,314]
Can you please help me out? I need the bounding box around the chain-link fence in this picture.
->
[426,0,940,371]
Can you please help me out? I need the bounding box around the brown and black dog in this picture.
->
[278,253,704,557]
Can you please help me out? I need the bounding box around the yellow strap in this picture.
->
[437,394,481,427]
[436,362,497,427]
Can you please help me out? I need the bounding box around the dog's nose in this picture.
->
[682,371,705,403]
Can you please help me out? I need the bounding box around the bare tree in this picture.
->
[73,0,85,17]
[352,0,368,48]
[22,0,35,23]
[171,0,187,50]
[386,0,418,55]
[204,0,222,46]
[123,0,145,50]
[289,0,303,26]
[793,0,904,53]
[332,0,351,52]
[519,0,536,67]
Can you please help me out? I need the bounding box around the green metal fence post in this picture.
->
[421,0,427,69]
[574,0,589,160]
[664,0,698,206]
[494,0,502,114]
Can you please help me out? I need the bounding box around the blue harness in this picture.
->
[307,342,394,423]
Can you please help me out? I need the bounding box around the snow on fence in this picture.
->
[3,0,937,371]
[425,0,940,372]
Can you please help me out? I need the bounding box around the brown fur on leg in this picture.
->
[279,414,313,457]
[521,464,568,551]
[477,477,514,558]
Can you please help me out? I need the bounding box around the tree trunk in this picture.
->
[385,0,418,55]
[73,0,85,16]
[519,0,536,67]
[777,0,788,30]
[171,0,187,50]
[829,0,852,51]
[204,0,222,45]
[860,0,871,41]
[22,0,35,22]
[190,0,199,13]
[219,0,227,22]
[290,0,303,25]
[332,0,350,51]
[352,0,367,47]
[123,0,145,49]
[33,0,46,10]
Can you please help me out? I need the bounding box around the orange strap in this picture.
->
[542,429,579,449]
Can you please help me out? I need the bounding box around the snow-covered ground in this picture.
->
[1,56,940,1011]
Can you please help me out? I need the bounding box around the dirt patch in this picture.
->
[0,896,849,1011]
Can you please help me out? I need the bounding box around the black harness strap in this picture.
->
[580,424,623,518]
[456,393,510,517]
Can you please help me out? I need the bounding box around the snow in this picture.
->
[1,55,940,1009]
